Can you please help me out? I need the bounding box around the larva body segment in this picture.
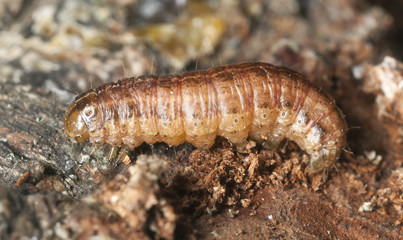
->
[64,62,347,171]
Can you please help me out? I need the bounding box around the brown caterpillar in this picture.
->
[64,62,347,171]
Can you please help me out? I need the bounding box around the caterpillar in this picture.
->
[64,62,347,172]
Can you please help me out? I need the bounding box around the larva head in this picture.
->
[64,91,98,142]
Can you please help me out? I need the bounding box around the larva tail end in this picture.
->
[309,156,330,172]
[308,147,341,173]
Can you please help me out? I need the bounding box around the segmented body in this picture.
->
[64,62,347,171]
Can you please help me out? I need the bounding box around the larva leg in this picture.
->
[96,145,131,173]
[107,145,132,166]
[233,140,249,150]
[108,146,119,162]
[116,145,131,164]
[91,145,119,173]
[261,137,283,150]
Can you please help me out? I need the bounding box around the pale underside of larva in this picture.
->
[64,62,347,171]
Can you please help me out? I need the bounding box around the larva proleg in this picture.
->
[64,62,347,172]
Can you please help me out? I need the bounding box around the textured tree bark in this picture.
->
[0,82,95,197]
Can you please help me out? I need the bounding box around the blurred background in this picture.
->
[0,0,400,97]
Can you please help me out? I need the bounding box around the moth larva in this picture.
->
[64,62,347,171]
